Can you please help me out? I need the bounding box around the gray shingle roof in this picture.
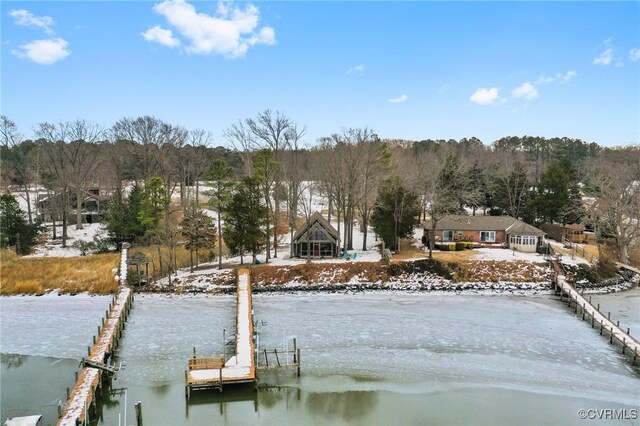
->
[423,215,544,236]
[292,212,340,243]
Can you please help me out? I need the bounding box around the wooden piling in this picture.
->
[134,401,143,426]
[297,349,301,377]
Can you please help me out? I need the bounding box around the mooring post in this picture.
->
[75,371,78,382]
[597,303,600,312]
[274,348,280,366]
[93,335,96,345]
[627,328,630,335]
[223,329,226,364]
[617,320,620,327]
[293,338,297,363]
[582,304,585,320]
[98,325,101,335]
[622,339,626,355]
[264,349,268,367]
[296,348,301,377]
[66,387,69,399]
[608,312,611,320]
[610,328,614,344]
[135,401,143,426]
[193,347,196,359]
[88,346,91,356]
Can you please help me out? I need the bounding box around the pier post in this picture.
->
[293,338,297,363]
[581,304,585,321]
[88,346,91,356]
[622,339,626,355]
[608,312,611,320]
[627,328,630,335]
[93,335,96,345]
[66,387,69,399]
[597,303,600,312]
[610,328,614,344]
[296,348,301,377]
[135,401,143,426]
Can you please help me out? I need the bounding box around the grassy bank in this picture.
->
[0,244,219,295]
[1,250,121,295]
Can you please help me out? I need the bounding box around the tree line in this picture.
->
[1,113,639,266]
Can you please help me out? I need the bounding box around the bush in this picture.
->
[455,242,466,251]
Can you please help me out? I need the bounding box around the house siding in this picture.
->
[440,230,506,244]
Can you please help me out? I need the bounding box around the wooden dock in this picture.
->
[186,268,256,395]
[550,257,640,365]
[58,246,133,426]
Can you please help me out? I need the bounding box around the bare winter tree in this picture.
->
[1,116,39,224]
[65,119,104,229]
[586,147,640,264]
[225,110,302,258]
[36,122,72,246]
[282,124,307,256]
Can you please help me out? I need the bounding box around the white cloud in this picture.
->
[10,9,54,35]
[630,48,640,62]
[535,75,555,85]
[470,87,501,105]
[593,47,613,65]
[511,82,538,100]
[141,25,180,47]
[536,70,577,85]
[557,70,577,82]
[346,64,364,75]
[149,0,275,57]
[388,94,408,103]
[12,38,70,65]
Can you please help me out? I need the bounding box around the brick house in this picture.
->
[422,215,546,253]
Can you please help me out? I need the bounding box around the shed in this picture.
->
[292,212,340,258]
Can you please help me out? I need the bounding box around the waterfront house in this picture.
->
[37,187,111,224]
[292,212,340,258]
[422,215,545,253]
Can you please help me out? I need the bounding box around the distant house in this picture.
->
[37,188,111,224]
[422,215,545,253]
[292,212,340,258]
[541,223,587,244]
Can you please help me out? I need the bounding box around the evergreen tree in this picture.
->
[205,158,234,269]
[106,184,147,244]
[223,177,268,264]
[139,177,170,235]
[0,194,42,255]
[525,160,584,225]
[181,204,216,272]
[370,177,421,252]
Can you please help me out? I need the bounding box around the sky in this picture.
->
[2,1,639,148]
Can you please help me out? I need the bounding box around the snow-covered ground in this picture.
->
[471,248,547,262]
[26,222,109,258]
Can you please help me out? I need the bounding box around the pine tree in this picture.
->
[0,194,42,255]
[370,177,421,252]
[205,158,234,269]
[181,204,216,272]
[223,177,268,264]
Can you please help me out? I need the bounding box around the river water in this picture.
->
[2,290,639,425]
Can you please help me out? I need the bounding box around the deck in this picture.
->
[186,268,256,393]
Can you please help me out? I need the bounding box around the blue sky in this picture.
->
[2,1,639,147]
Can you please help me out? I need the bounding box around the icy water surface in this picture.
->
[1,291,639,425]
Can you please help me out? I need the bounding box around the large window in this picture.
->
[510,235,537,245]
[480,231,496,242]
[443,230,454,241]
